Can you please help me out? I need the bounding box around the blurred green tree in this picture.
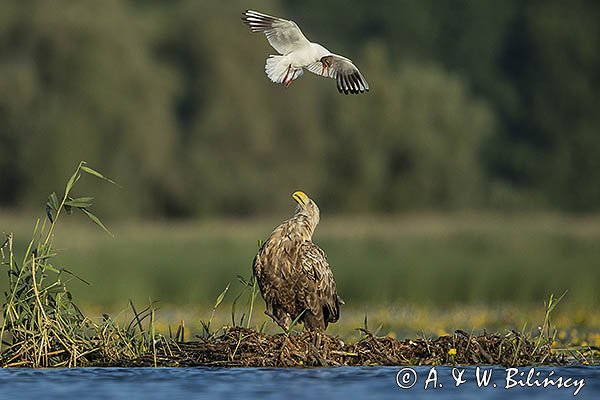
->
[325,43,494,212]
[486,1,600,210]
[0,0,181,216]
[159,1,330,215]
[0,0,599,216]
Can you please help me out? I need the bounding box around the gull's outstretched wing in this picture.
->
[306,54,369,94]
[242,10,311,55]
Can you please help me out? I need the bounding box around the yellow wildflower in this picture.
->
[448,348,457,356]
[558,330,567,340]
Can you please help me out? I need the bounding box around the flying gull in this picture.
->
[242,10,369,94]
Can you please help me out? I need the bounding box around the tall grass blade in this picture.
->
[80,208,114,237]
[0,162,135,367]
[81,164,119,186]
[64,170,81,197]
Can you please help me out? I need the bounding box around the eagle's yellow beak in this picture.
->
[292,191,310,206]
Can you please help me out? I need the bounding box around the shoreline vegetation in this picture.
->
[1,164,599,368]
[114,327,562,368]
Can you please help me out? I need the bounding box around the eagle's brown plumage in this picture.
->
[253,191,341,331]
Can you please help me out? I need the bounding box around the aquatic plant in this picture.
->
[0,162,160,367]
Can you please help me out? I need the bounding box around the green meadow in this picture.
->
[2,211,599,341]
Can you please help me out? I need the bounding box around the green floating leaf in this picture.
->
[80,208,114,237]
[65,196,95,208]
[81,165,119,186]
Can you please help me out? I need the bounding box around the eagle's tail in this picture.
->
[324,295,343,325]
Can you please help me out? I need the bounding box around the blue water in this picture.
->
[0,366,597,399]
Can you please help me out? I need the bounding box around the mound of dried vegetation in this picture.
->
[116,326,565,368]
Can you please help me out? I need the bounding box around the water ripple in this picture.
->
[0,366,597,400]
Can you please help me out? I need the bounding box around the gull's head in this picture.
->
[292,190,320,229]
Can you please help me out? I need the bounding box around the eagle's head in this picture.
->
[292,191,320,233]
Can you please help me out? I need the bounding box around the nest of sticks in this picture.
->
[115,327,565,368]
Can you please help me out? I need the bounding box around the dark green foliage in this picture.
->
[0,0,180,216]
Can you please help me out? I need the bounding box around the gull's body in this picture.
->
[242,10,369,94]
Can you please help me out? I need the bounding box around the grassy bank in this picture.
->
[2,211,599,309]
[0,216,600,366]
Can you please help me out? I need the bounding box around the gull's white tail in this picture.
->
[265,55,303,85]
